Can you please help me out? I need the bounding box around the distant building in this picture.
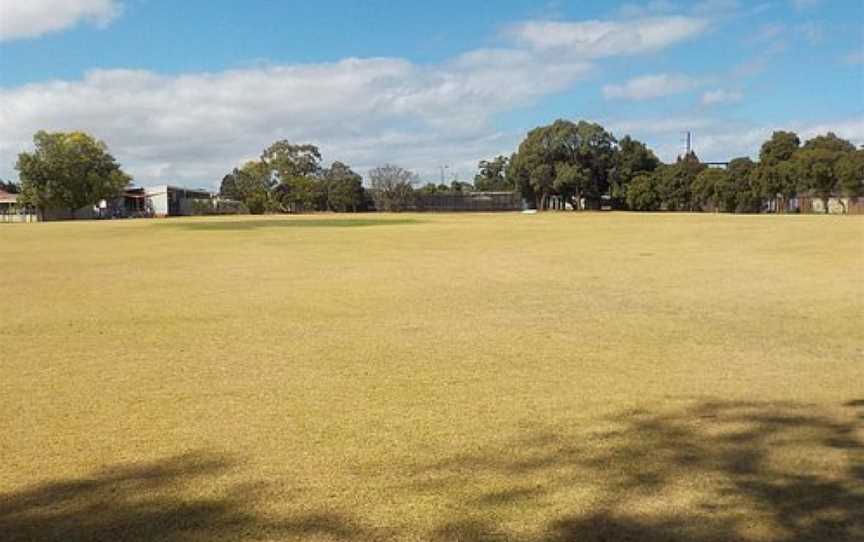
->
[144,185,215,217]
[1,186,152,222]
[120,187,150,217]
[0,189,17,210]
[36,187,153,221]
[3,184,243,222]
[0,190,31,223]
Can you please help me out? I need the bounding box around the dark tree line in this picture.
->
[684,131,863,214]
[7,126,862,217]
[219,142,437,213]
[489,120,863,213]
[219,142,368,214]
[219,126,863,215]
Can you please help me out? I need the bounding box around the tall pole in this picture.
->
[440,165,450,185]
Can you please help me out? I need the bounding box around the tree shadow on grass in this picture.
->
[3,401,861,541]
[414,399,864,542]
[161,218,421,231]
[0,451,373,542]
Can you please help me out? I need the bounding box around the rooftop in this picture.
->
[0,190,18,204]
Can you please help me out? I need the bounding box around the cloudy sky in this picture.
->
[1,0,862,189]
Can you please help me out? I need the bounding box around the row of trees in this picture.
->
[218,142,366,214]
[495,119,863,212]
[9,126,863,216]
[627,132,864,213]
[219,142,458,213]
[10,130,430,215]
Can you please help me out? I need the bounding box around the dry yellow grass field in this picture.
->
[1,213,862,542]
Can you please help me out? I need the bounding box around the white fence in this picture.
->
[0,211,40,223]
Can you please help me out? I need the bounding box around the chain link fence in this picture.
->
[413,191,523,212]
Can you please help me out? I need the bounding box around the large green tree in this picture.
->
[552,161,589,208]
[625,172,661,211]
[261,141,322,179]
[752,159,799,212]
[692,168,732,211]
[836,149,864,197]
[567,121,617,208]
[655,151,705,211]
[261,141,323,212]
[219,160,274,214]
[795,148,843,213]
[272,175,320,212]
[220,140,369,214]
[17,131,131,213]
[795,133,856,212]
[323,162,365,212]
[753,131,801,212]
[727,157,760,213]
[759,131,800,166]
[609,135,660,205]
[474,156,511,191]
[508,119,616,210]
[802,132,856,154]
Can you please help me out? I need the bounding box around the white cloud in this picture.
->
[2,6,854,188]
[796,117,864,145]
[2,11,708,188]
[603,73,702,101]
[508,16,708,56]
[0,0,121,41]
[701,88,743,105]
[607,115,864,162]
[0,54,590,187]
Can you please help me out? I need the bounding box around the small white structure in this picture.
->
[0,190,38,223]
[811,197,857,215]
[145,185,215,217]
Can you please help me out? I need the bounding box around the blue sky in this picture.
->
[1,0,862,188]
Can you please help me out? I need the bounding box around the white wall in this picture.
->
[145,186,170,216]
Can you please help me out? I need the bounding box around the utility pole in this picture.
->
[440,165,450,184]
